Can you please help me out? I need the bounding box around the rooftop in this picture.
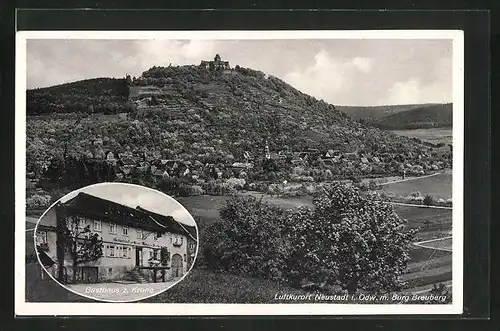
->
[60,192,194,237]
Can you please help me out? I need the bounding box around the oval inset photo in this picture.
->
[34,182,199,302]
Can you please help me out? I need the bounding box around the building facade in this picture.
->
[200,54,231,72]
[35,192,197,284]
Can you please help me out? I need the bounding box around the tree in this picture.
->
[204,195,288,281]
[151,95,160,106]
[262,158,278,172]
[45,156,66,182]
[281,183,415,294]
[423,195,435,206]
[56,206,103,283]
[428,283,452,303]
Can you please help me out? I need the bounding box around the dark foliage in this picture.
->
[27,78,130,115]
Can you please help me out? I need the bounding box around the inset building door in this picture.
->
[171,254,183,278]
[80,266,98,283]
[135,247,143,267]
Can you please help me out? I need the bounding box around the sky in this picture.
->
[26,39,453,106]
[60,183,196,227]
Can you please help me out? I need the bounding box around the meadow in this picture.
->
[393,205,452,241]
[378,172,452,200]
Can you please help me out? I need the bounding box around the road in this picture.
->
[378,172,442,186]
[375,201,453,210]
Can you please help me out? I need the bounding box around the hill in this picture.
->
[338,103,452,130]
[26,60,451,192]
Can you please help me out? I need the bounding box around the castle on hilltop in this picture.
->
[200,54,231,72]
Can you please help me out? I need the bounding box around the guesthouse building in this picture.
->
[35,192,197,284]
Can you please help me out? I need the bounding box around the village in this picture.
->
[27,133,450,201]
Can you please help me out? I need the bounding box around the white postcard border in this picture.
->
[15,29,464,316]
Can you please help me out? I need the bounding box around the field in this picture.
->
[379,172,452,200]
[176,193,315,225]
[393,205,452,241]
[390,127,453,146]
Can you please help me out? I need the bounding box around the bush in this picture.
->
[185,185,205,196]
[423,195,435,206]
[368,180,380,190]
[350,176,362,184]
[291,175,314,182]
[26,194,52,208]
[266,183,281,196]
[202,180,237,196]
[428,283,452,303]
[225,178,246,190]
[46,187,72,203]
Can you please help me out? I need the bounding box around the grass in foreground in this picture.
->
[144,268,450,304]
[143,268,310,303]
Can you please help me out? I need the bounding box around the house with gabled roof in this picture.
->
[35,192,197,284]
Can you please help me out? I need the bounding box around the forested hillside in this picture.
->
[26,63,451,199]
[27,78,131,115]
[339,103,452,129]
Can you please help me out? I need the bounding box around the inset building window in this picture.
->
[36,231,48,245]
[109,222,117,234]
[78,218,86,229]
[136,229,142,239]
[173,236,183,247]
[109,245,115,257]
[93,220,102,232]
[122,225,128,236]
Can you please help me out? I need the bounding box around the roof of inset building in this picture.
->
[60,192,192,236]
[136,206,197,241]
